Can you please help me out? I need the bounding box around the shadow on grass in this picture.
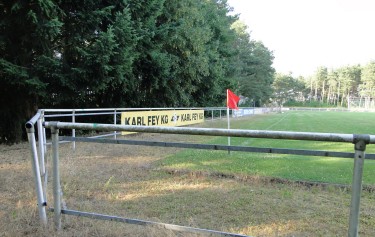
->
[59,168,375,237]
[161,148,375,185]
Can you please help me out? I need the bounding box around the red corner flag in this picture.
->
[227,89,240,110]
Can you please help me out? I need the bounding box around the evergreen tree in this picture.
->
[0,0,62,143]
[359,61,375,102]
[192,0,238,107]
[0,0,277,143]
[47,0,138,108]
[231,20,275,106]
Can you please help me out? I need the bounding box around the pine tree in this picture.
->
[0,0,62,143]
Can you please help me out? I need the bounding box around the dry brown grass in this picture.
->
[1,132,375,237]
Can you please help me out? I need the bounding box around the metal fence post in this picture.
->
[72,110,76,151]
[26,125,47,226]
[37,116,47,203]
[114,109,117,139]
[43,129,47,154]
[37,117,45,177]
[52,127,62,230]
[41,111,47,154]
[348,139,367,237]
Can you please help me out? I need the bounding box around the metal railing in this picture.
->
[24,108,253,226]
[288,107,350,112]
[25,107,372,237]
[27,107,260,159]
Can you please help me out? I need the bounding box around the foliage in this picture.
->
[284,100,337,108]
[359,61,375,98]
[272,73,305,107]
[0,0,62,143]
[231,21,275,106]
[1,0,276,143]
[278,62,375,108]
[44,0,139,108]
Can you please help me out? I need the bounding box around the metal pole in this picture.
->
[72,110,76,151]
[114,109,117,139]
[37,117,46,203]
[40,112,49,204]
[44,121,375,144]
[348,140,366,237]
[41,111,47,154]
[58,209,251,237]
[26,127,47,226]
[227,107,231,154]
[52,127,61,230]
[37,117,45,177]
[43,126,47,154]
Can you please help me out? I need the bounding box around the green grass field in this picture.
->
[160,111,375,185]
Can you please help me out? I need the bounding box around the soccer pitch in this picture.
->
[161,110,375,185]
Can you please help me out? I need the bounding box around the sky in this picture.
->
[227,0,375,77]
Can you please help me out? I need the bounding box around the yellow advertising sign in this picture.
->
[121,110,204,135]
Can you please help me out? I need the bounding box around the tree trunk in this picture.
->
[327,86,331,104]
[321,80,326,103]
[310,78,313,102]
[0,86,38,144]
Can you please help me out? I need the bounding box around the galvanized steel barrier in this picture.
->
[25,108,370,237]
[25,107,256,236]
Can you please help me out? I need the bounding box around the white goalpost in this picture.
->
[348,97,375,111]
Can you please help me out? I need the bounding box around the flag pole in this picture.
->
[227,89,231,154]
[226,89,240,155]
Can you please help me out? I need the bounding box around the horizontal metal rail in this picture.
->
[44,112,118,118]
[49,208,251,237]
[45,140,71,146]
[45,121,375,144]
[289,107,349,112]
[43,107,211,113]
[42,108,223,118]
[86,132,119,139]
[60,136,375,160]
[44,133,120,146]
